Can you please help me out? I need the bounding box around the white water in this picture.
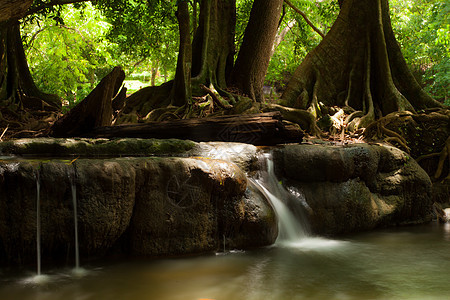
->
[70,172,80,270]
[251,153,309,244]
[251,179,308,242]
[35,170,41,276]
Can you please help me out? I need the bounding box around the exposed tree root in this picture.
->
[0,101,60,139]
[0,125,8,141]
[262,103,322,136]
[363,114,413,153]
[383,136,410,153]
[434,137,450,181]
[199,84,233,110]
[416,153,441,163]
[361,109,449,183]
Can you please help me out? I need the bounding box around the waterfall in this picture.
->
[70,168,80,270]
[25,166,50,284]
[251,153,310,244]
[69,165,87,277]
[35,169,41,276]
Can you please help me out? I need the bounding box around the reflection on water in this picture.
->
[444,223,450,241]
[276,237,348,250]
[1,224,449,300]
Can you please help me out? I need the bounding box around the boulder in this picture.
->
[273,143,432,234]
[0,156,276,266]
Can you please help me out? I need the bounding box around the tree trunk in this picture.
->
[231,0,283,102]
[281,0,442,129]
[150,64,158,86]
[117,0,236,121]
[169,1,192,107]
[0,22,60,109]
[191,0,236,92]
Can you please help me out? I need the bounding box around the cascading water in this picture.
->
[70,166,80,271]
[251,152,346,250]
[26,167,50,284]
[69,165,87,277]
[250,152,310,244]
[35,169,41,276]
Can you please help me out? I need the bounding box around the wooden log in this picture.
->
[86,112,303,145]
[51,66,125,137]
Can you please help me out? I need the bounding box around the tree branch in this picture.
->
[199,84,232,110]
[271,19,296,57]
[283,0,325,38]
[25,0,91,17]
[0,0,33,22]
[25,24,95,54]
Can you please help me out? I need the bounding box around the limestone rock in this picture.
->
[0,156,276,266]
[0,138,258,172]
[273,143,432,234]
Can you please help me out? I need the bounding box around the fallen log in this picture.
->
[86,112,303,145]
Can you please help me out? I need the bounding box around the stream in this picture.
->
[0,224,449,300]
[0,153,449,299]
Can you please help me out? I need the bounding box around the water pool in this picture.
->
[1,223,449,300]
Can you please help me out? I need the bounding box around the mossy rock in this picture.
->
[0,138,196,157]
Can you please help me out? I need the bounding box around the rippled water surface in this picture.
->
[1,223,449,300]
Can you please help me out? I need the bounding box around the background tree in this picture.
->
[0,21,60,110]
[281,0,443,129]
[118,0,239,122]
[0,0,96,114]
[95,0,178,83]
[231,0,284,102]
[390,0,449,104]
[265,0,339,93]
[23,3,118,109]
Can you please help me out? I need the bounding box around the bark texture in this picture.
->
[232,0,283,102]
[87,112,303,145]
[170,1,192,106]
[191,0,235,96]
[0,0,32,22]
[281,0,442,129]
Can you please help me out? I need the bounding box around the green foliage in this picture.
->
[265,0,448,104]
[390,0,449,103]
[21,0,449,107]
[265,0,339,89]
[95,0,178,77]
[22,3,118,109]
[235,0,253,55]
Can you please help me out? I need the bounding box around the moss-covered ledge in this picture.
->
[0,138,260,172]
[0,138,197,157]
